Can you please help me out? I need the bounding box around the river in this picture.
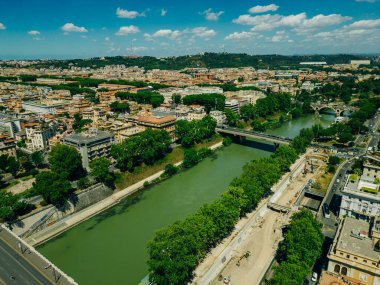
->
[37,114,335,285]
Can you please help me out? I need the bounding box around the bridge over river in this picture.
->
[216,127,292,147]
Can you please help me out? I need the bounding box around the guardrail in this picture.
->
[0,224,78,285]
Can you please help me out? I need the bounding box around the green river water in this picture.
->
[38,114,335,285]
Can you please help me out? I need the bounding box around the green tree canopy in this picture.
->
[49,144,86,180]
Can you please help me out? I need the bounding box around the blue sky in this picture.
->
[0,0,379,59]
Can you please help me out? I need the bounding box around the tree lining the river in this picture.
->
[147,125,317,284]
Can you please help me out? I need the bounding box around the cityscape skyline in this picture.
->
[0,0,380,59]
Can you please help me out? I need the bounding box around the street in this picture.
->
[0,238,53,285]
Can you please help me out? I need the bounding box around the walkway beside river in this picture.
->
[26,142,223,247]
[192,151,315,285]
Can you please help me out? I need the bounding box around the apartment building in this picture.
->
[327,217,380,284]
[225,99,240,113]
[340,163,380,220]
[61,129,115,170]
[25,122,56,151]
[110,122,143,143]
[0,135,16,157]
[132,115,176,141]
[22,101,66,115]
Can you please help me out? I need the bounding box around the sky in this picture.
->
[0,0,379,59]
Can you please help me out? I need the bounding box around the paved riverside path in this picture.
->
[26,141,224,246]
[0,237,53,285]
[192,152,313,285]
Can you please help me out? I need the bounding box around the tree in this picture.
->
[111,129,171,171]
[0,191,35,222]
[33,171,72,205]
[172,94,181,104]
[30,151,44,168]
[110,101,130,113]
[77,177,90,189]
[164,163,178,177]
[90,158,115,187]
[183,148,200,168]
[7,157,20,177]
[328,156,340,166]
[224,109,239,127]
[49,144,85,180]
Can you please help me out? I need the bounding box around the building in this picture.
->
[340,163,380,220]
[22,101,66,115]
[0,114,21,138]
[327,217,380,284]
[351,60,371,65]
[25,123,56,151]
[61,129,115,170]
[132,115,176,141]
[0,135,16,157]
[110,122,143,143]
[225,99,240,113]
[210,110,226,126]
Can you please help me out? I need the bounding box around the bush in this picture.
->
[164,164,178,177]
[223,137,232,146]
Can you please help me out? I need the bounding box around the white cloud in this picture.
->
[115,25,140,36]
[234,12,351,33]
[271,31,289,42]
[201,8,224,21]
[61,23,88,33]
[116,7,144,19]
[347,19,380,28]
[249,4,279,14]
[28,30,40,35]
[224,31,255,40]
[145,27,216,41]
[150,29,183,40]
[0,23,6,30]
[161,8,167,16]
[302,14,352,29]
[191,27,216,38]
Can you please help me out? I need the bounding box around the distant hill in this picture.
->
[26,53,374,70]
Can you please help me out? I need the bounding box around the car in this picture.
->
[311,272,318,282]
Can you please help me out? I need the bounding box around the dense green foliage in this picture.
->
[0,154,20,177]
[49,144,86,181]
[33,171,73,206]
[28,53,372,70]
[110,101,130,113]
[111,129,171,171]
[90,158,115,187]
[164,163,179,177]
[241,93,292,121]
[0,191,35,222]
[269,209,324,285]
[182,94,225,112]
[182,147,212,169]
[175,116,217,147]
[115,91,164,107]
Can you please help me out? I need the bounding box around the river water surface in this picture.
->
[38,114,335,285]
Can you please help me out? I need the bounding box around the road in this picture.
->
[0,238,52,285]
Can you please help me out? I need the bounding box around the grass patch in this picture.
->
[0,179,20,191]
[313,171,334,194]
[114,136,224,190]
[361,187,378,194]
[349,174,359,182]
[114,147,184,190]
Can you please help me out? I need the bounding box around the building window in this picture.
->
[334,264,340,273]
[364,259,367,263]
[354,257,357,260]
[346,254,350,258]
[341,267,348,275]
